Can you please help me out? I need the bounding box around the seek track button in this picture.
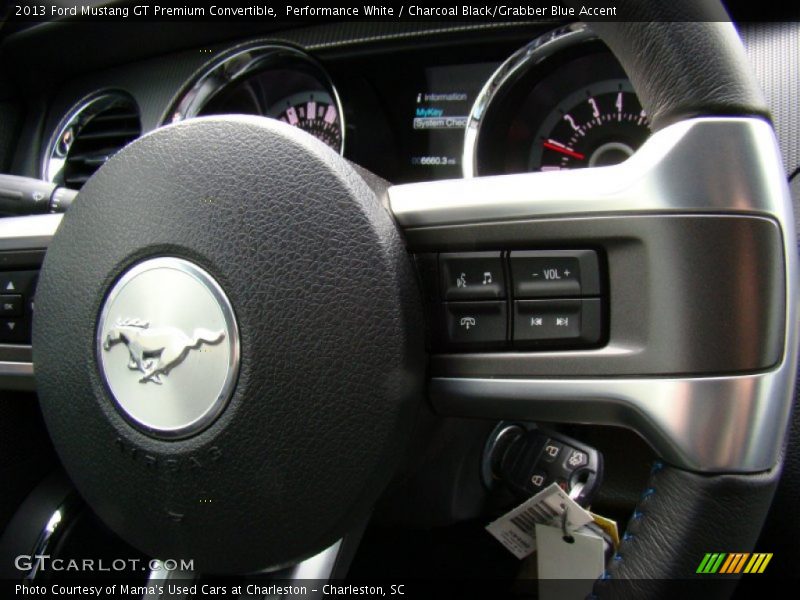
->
[513,299,602,347]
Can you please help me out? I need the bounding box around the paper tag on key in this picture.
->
[590,511,620,550]
[485,483,594,559]
[536,525,607,600]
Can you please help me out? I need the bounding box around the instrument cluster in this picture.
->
[41,24,650,188]
[165,24,649,182]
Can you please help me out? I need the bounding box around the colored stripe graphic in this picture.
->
[758,554,773,573]
[719,554,739,573]
[744,553,773,574]
[733,553,750,573]
[719,554,737,574]
[698,553,773,574]
[710,553,726,573]
[696,553,714,573]
[720,553,749,573]
[697,553,727,573]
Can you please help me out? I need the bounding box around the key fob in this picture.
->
[497,426,603,506]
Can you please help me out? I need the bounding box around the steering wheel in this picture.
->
[10,1,794,595]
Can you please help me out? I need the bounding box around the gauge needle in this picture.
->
[543,140,585,160]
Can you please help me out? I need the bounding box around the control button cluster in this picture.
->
[0,270,37,344]
[433,250,603,350]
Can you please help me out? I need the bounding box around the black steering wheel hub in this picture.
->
[33,116,425,573]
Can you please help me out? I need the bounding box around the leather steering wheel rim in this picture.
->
[575,3,783,594]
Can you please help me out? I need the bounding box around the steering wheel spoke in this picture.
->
[0,213,59,389]
[388,117,797,474]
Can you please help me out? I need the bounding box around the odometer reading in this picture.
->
[529,79,650,171]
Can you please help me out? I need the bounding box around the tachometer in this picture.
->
[166,44,345,155]
[269,91,342,152]
[530,80,649,171]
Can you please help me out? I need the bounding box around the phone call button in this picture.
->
[442,301,507,348]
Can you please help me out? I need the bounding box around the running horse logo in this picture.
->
[102,318,225,384]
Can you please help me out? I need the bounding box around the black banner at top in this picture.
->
[1,0,798,24]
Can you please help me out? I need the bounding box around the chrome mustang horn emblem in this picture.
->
[97,257,239,438]
[102,318,225,384]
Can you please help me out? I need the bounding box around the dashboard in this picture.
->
[1,20,798,196]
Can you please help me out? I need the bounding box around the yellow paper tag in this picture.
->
[590,512,620,549]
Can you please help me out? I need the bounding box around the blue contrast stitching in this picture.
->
[595,461,662,590]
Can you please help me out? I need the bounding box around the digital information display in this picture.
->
[408,63,497,180]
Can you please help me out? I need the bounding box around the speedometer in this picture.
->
[463,24,653,178]
[530,80,649,171]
